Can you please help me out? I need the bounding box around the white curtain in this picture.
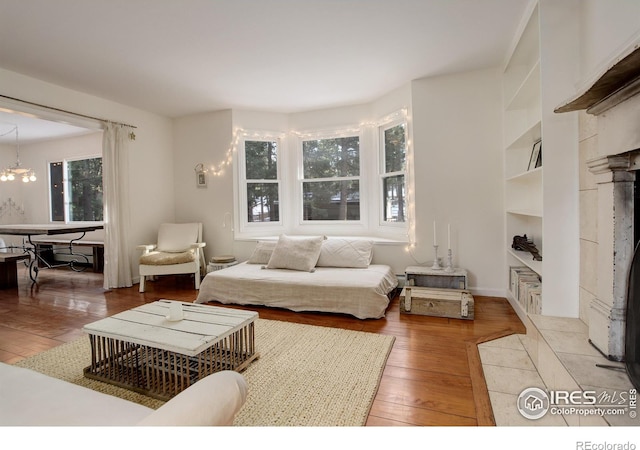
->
[102,123,133,289]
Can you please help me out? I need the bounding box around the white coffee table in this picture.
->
[83,300,259,400]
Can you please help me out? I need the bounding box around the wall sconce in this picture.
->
[194,163,207,188]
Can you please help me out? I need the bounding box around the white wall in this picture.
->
[173,110,233,262]
[579,0,640,88]
[411,68,504,295]
[0,68,175,276]
[171,73,504,296]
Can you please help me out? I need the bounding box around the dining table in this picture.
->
[0,223,104,283]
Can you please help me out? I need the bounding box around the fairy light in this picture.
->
[205,110,418,256]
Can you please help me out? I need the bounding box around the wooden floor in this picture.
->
[0,266,525,426]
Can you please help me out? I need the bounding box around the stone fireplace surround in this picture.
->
[557,45,640,362]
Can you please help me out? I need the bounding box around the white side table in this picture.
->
[405,265,468,290]
[207,260,239,273]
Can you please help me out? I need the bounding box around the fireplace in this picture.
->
[626,240,640,389]
[556,45,640,387]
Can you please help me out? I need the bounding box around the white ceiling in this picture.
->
[0,0,529,140]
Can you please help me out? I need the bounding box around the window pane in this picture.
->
[49,162,65,222]
[383,175,405,222]
[384,124,406,173]
[303,180,360,220]
[302,136,359,178]
[247,183,279,222]
[245,140,278,180]
[68,158,103,221]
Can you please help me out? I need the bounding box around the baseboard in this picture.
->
[469,287,506,298]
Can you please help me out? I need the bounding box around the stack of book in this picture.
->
[208,255,238,272]
[509,266,542,314]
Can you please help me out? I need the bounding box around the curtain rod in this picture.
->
[0,94,137,129]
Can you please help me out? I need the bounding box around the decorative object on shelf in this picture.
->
[512,234,542,261]
[445,223,454,272]
[431,220,442,270]
[0,125,37,183]
[527,139,542,171]
[445,248,454,272]
[431,245,442,270]
[194,163,207,187]
[509,266,541,314]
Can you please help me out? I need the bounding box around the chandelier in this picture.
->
[0,125,36,183]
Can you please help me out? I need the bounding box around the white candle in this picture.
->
[448,224,451,250]
[433,220,437,245]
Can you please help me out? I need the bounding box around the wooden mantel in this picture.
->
[555,44,640,115]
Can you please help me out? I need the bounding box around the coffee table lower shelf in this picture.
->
[84,326,259,401]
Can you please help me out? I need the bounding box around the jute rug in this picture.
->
[15,318,395,426]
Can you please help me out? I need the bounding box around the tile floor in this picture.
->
[479,316,638,426]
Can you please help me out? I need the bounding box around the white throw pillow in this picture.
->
[266,235,324,272]
[316,239,373,268]
[247,241,277,264]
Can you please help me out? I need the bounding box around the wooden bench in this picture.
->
[32,239,104,273]
[0,252,30,289]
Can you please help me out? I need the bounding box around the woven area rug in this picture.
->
[15,318,394,426]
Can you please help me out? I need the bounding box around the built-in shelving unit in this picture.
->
[503,0,580,321]
[503,2,542,318]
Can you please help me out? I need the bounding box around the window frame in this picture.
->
[378,118,408,229]
[236,132,285,236]
[48,154,104,224]
[295,128,367,233]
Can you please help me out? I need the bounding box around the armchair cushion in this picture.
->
[140,250,196,266]
[157,223,200,253]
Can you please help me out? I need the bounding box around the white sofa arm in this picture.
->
[190,242,206,249]
[137,370,247,426]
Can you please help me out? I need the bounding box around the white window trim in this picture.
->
[378,118,408,230]
[234,131,286,239]
[292,127,368,236]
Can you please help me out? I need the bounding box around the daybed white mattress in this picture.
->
[195,262,398,319]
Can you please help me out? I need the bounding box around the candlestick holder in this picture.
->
[431,245,442,270]
[445,248,454,272]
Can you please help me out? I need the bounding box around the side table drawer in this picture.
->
[406,273,467,290]
[405,265,468,290]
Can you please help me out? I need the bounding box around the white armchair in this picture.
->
[138,223,206,293]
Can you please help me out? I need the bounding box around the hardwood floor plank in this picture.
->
[368,399,477,426]
[0,267,525,425]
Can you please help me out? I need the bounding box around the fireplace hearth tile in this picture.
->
[557,352,634,391]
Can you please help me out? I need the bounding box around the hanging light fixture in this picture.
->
[0,125,36,183]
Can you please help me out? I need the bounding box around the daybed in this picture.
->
[195,236,398,319]
[0,362,247,426]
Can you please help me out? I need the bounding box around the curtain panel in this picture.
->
[102,123,133,289]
